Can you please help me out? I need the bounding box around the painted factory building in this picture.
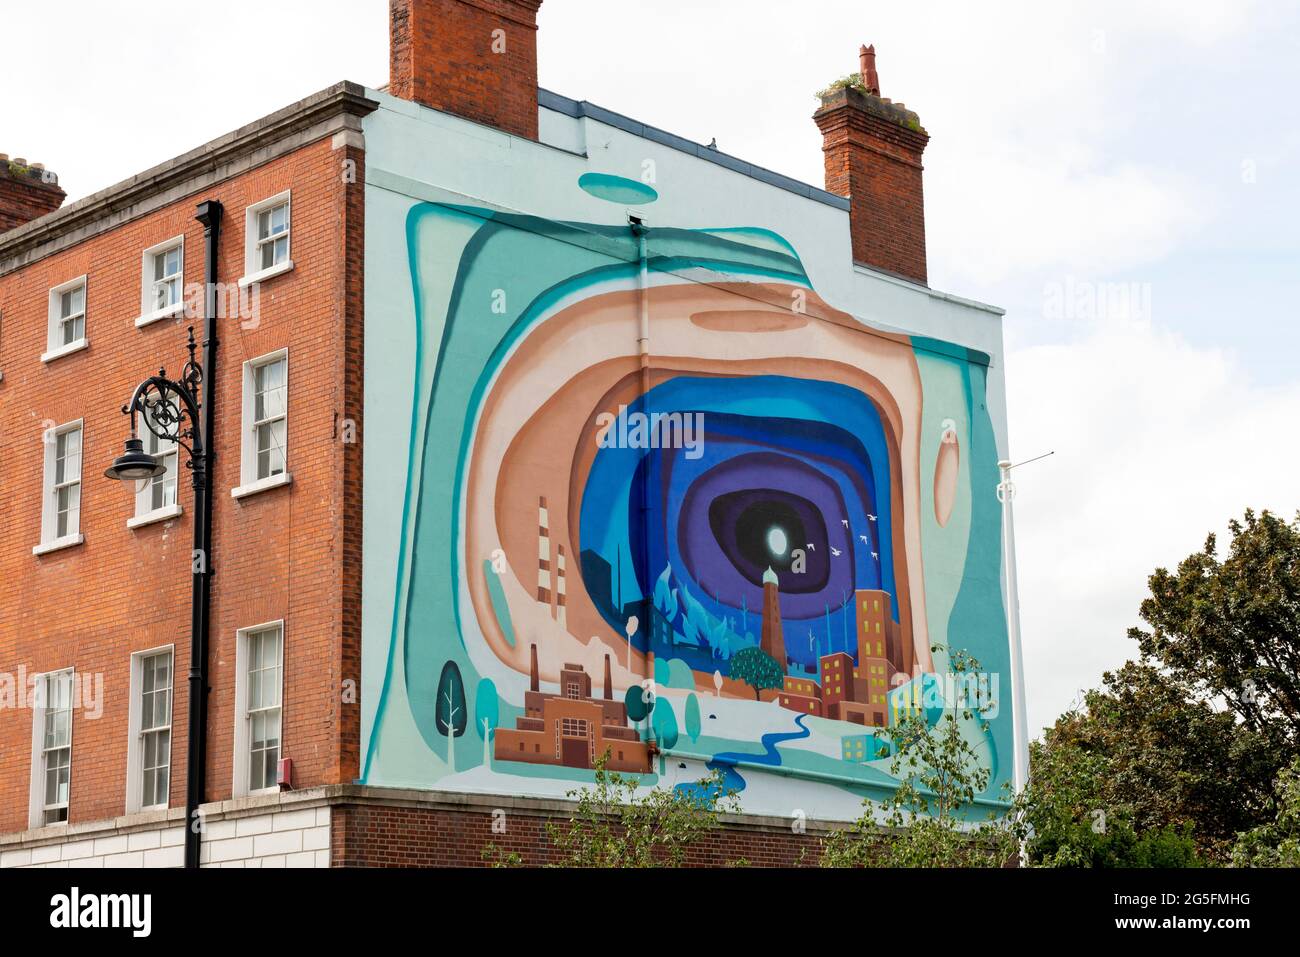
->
[0,0,1018,868]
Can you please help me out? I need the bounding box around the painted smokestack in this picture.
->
[529,643,539,692]
[388,0,543,140]
[815,45,930,285]
[0,156,65,233]
[603,654,612,700]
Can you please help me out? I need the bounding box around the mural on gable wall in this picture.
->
[360,172,1013,820]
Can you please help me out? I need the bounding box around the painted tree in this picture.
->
[652,698,680,774]
[685,693,702,743]
[712,669,723,697]
[625,684,652,740]
[435,661,467,774]
[730,646,783,701]
[475,677,500,767]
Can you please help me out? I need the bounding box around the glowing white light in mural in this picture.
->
[767,526,789,557]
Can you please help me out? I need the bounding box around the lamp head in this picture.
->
[104,437,165,481]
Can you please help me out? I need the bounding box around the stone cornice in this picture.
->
[0,81,380,276]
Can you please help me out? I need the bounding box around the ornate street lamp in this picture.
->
[105,329,205,484]
[104,199,222,870]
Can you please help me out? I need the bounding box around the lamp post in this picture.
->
[105,328,210,869]
[105,199,222,869]
[996,460,1030,799]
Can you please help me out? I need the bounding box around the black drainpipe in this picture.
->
[185,199,222,869]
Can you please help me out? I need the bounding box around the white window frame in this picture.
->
[28,669,74,830]
[136,235,186,327]
[43,276,89,363]
[34,419,84,555]
[232,621,284,797]
[126,646,175,813]
[128,391,183,528]
[240,191,293,287]
[232,349,292,499]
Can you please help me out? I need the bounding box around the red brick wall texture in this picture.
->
[330,803,827,868]
[0,136,364,832]
[389,0,543,140]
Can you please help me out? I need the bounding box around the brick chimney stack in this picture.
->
[0,155,66,233]
[389,0,543,140]
[814,46,930,285]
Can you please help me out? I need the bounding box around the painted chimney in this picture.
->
[389,0,543,140]
[603,654,612,700]
[814,46,930,284]
[0,156,66,233]
[529,643,539,692]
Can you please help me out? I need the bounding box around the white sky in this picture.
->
[5,0,1298,737]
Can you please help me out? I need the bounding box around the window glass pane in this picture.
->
[254,359,286,419]
[150,451,177,510]
[61,285,84,318]
[256,421,286,479]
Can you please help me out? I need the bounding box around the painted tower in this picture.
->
[760,566,786,668]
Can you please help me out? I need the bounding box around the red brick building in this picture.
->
[0,0,1006,868]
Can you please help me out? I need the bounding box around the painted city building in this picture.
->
[0,0,1017,868]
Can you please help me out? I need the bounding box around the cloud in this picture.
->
[1007,313,1300,735]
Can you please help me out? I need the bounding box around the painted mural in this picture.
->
[361,173,1013,820]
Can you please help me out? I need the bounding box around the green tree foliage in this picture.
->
[544,753,739,867]
[1022,511,1299,865]
[1024,663,1271,864]
[1132,509,1300,749]
[1233,756,1300,867]
[820,650,1022,867]
[729,646,783,700]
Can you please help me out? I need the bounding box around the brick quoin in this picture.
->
[389,0,543,140]
[0,128,368,834]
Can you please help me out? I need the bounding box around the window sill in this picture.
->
[231,471,292,500]
[238,260,294,288]
[33,533,84,556]
[135,302,185,328]
[41,339,88,364]
[128,502,183,529]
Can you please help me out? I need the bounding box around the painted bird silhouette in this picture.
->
[841,519,850,528]
[805,543,816,551]
[830,546,843,557]
[858,534,869,544]
[867,514,878,522]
